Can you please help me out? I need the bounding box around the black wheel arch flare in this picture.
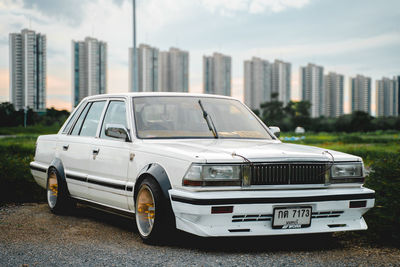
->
[134,163,172,202]
[48,158,71,196]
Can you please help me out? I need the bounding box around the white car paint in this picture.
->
[30,92,375,237]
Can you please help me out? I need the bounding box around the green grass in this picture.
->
[0,124,60,135]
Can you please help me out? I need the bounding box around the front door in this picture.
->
[87,100,131,210]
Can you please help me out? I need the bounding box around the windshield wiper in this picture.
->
[198,99,218,138]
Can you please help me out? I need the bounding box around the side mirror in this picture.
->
[105,124,131,142]
[269,126,280,138]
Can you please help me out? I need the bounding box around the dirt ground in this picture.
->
[1,203,399,267]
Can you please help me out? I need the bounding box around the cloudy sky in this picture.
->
[0,0,399,112]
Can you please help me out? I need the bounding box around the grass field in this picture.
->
[1,126,399,246]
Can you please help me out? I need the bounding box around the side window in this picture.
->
[62,103,85,134]
[70,103,92,136]
[100,101,128,139]
[79,101,106,137]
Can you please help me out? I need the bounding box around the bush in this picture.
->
[364,155,400,246]
[0,144,45,204]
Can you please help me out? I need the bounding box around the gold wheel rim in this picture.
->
[47,172,58,208]
[136,185,155,237]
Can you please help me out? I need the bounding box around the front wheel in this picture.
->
[135,177,174,244]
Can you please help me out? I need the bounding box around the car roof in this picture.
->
[83,92,238,101]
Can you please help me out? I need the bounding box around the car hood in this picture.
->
[139,139,361,163]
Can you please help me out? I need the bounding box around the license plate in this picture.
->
[272,207,312,229]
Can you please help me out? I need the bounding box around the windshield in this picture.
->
[133,96,273,139]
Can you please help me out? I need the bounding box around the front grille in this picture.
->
[248,163,327,185]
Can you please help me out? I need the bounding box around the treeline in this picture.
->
[254,97,400,132]
[0,102,69,127]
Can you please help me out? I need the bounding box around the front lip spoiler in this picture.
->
[171,193,375,205]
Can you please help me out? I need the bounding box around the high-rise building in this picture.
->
[203,52,231,96]
[129,45,189,92]
[9,29,46,111]
[244,57,272,111]
[300,63,324,118]
[398,76,400,116]
[72,37,107,107]
[158,47,189,92]
[271,59,291,105]
[376,77,399,117]
[350,74,371,114]
[130,44,159,92]
[324,72,344,118]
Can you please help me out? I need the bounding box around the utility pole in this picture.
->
[132,0,138,92]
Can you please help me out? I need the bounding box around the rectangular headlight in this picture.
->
[330,162,364,183]
[183,164,241,186]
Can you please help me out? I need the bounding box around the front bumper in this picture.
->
[169,187,375,237]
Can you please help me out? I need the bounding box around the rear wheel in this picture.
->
[135,177,174,244]
[46,168,75,214]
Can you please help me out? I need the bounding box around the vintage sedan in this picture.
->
[30,93,375,243]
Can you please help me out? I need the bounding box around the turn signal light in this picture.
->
[211,206,233,214]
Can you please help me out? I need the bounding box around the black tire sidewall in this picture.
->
[136,177,171,243]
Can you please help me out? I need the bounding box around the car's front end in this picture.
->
[169,153,374,237]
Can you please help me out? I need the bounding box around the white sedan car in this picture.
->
[30,93,375,243]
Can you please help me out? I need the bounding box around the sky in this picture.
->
[0,0,399,112]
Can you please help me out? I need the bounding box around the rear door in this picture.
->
[88,99,132,210]
[58,100,106,199]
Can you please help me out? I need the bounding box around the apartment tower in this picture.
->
[376,77,399,117]
[203,52,232,96]
[244,57,272,111]
[350,74,371,115]
[324,72,344,117]
[72,37,107,107]
[271,60,291,105]
[300,63,324,118]
[9,29,46,111]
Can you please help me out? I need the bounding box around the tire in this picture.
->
[46,167,75,214]
[135,177,174,244]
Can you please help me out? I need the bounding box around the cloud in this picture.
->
[200,0,311,15]
[241,32,400,60]
[21,0,95,26]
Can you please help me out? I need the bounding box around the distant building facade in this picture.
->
[376,77,399,117]
[72,37,107,107]
[129,45,189,92]
[271,59,291,105]
[300,63,324,118]
[324,72,344,118]
[244,57,272,111]
[159,47,189,92]
[350,74,371,115]
[9,29,46,111]
[203,52,231,96]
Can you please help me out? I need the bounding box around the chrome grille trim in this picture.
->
[246,163,328,186]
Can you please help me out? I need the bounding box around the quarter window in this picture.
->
[70,103,91,136]
[100,101,128,139]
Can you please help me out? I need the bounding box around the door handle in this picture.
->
[62,144,69,151]
[92,148,100,155]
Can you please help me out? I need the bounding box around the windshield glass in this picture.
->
[133,96,273,139]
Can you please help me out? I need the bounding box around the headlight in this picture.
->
[330,162,364,183]
[183,164,241,186]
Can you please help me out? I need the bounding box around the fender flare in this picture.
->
[134,163,172,202]
[49,158,70,196]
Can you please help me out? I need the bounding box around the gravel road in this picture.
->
[0,203,399,267]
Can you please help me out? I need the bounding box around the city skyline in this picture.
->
[0,0,399,113]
